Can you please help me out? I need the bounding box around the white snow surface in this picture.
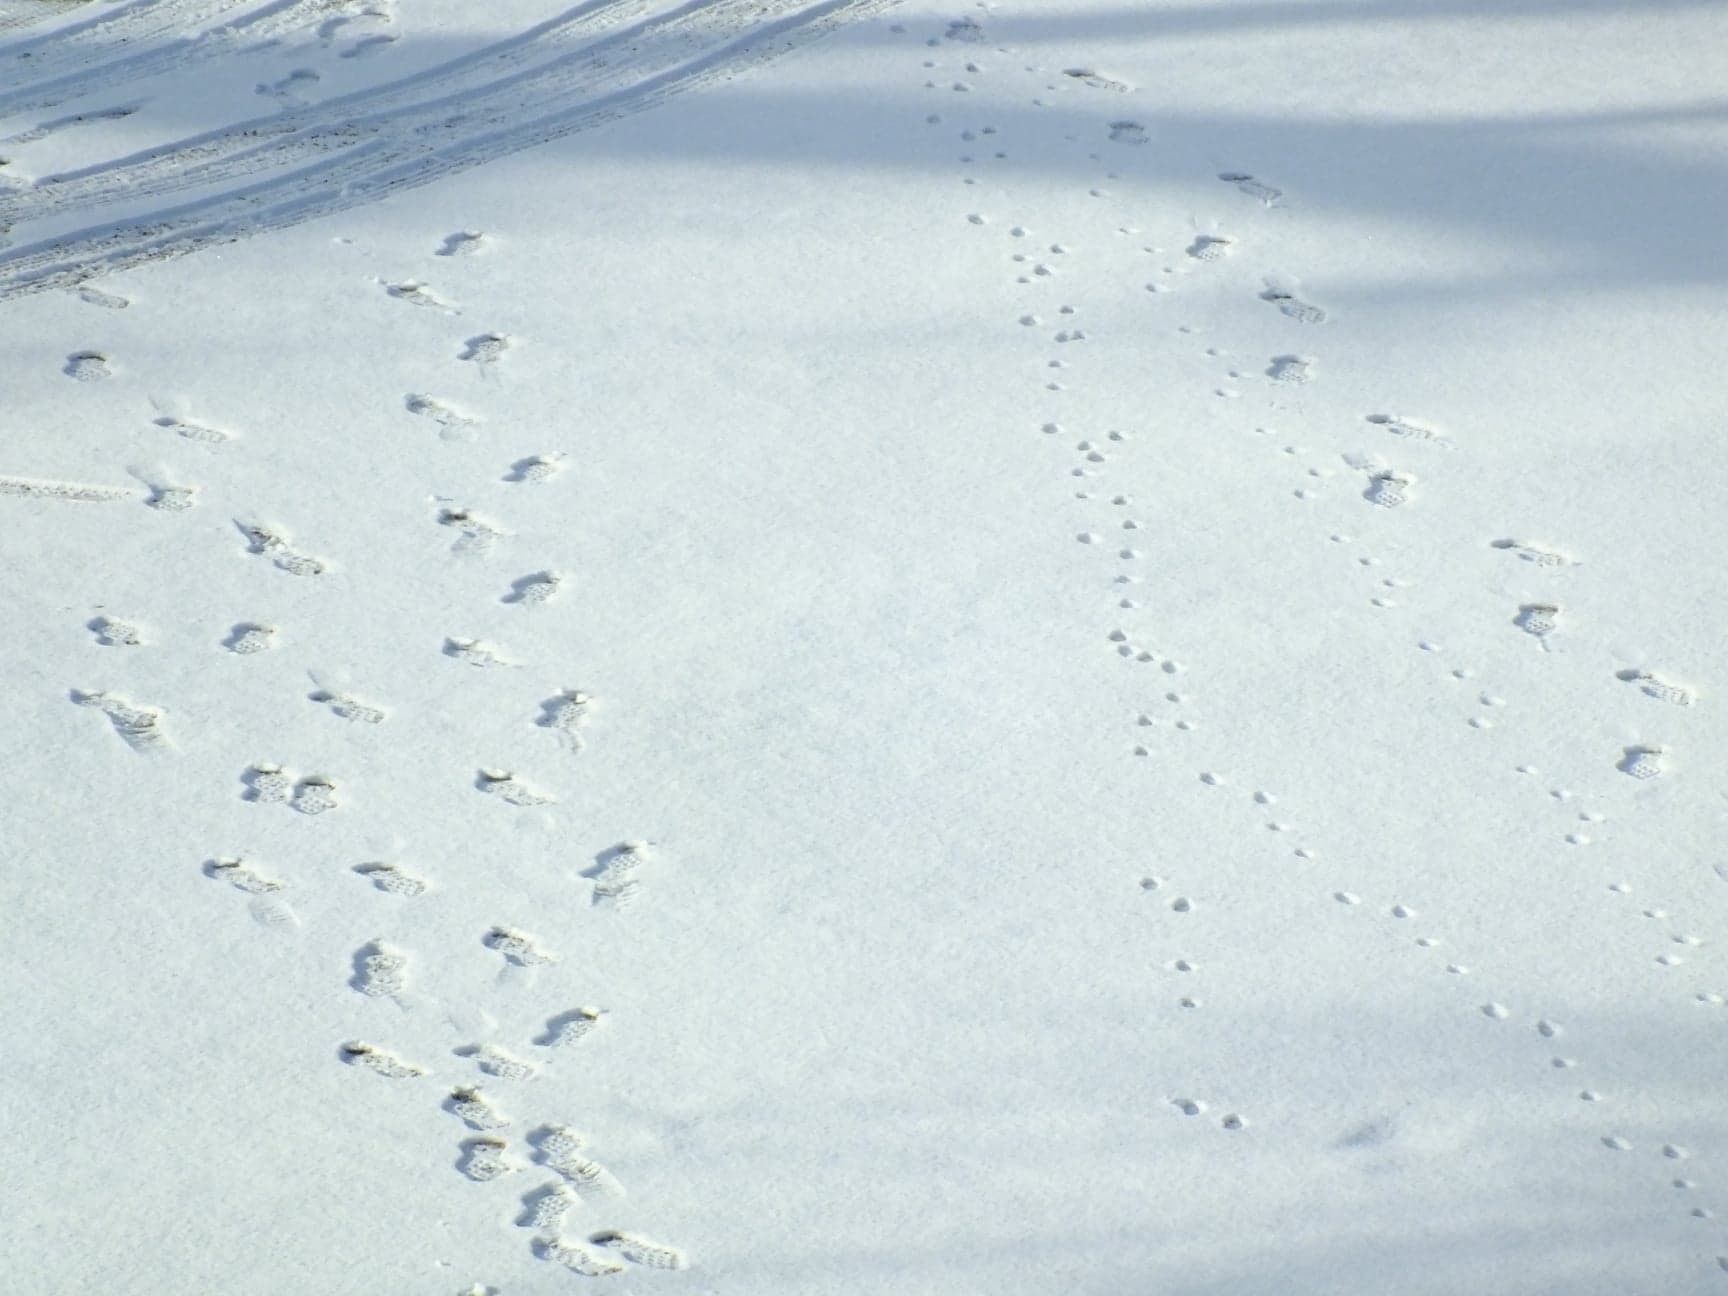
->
[2,0,1727,1291]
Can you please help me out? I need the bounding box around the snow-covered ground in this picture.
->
[3,0,1726,1291]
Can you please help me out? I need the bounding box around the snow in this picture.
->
[2,0,1726,1291]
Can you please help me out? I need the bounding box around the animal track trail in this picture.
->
[353,861,427,896]
[405,393,478,441]
[340,1041,424,1079]
[72,689,167,752]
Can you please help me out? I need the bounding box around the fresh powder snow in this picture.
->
[2,0,1726,1292]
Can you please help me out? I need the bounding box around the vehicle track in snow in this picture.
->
[0,0,379,121]
[0,0,901,299]
[0,0,666,226]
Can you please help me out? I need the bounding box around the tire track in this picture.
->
[0,0,364,120]
[0,0,901,300]
[1,0,664,227]
[0,0,101,38]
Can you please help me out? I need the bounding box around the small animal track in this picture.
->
[309,689,385,724]
[351,940,409,998]
[485,927,555,966]
[590,1231,689,1271]
[584,842,647,910]
[477,770,554,807]
[458,1138,515,1182]
[224,623,275,654]
[340,1042,424,1078]
[536,1008,606,1048]
[88,615,142,646]
[405,393,478,441]
[63,351,110,381]
[503,571,562,605]
[354,862,427,896]
[73,689,167,752]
